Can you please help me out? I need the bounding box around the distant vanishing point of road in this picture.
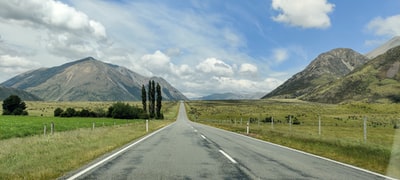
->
[64,102,392,179]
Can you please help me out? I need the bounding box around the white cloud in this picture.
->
[239,63,258,74]
[0,0,106,39]
[196,58,234,77]
[271,0,334,29]
[272,48,289,63]
[0,0,108,60]
[0,55,41,81]
[367,15,400,37]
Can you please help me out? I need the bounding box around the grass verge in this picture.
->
[186,100,400,179]
[0,120,173,179]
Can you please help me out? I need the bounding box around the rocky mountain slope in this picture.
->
[198,92,265,100]
[0,86,41,101]
[262,48,369,99]
[366,36,400,59]
[302,45,400,103]
[1,57,187,101]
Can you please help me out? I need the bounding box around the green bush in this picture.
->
[54,107,64,117]
[108,102,146,119]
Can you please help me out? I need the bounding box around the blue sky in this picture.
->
[0,0,399,98]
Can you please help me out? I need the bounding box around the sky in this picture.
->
[0,0,399,98]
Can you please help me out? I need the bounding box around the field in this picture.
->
[185,99,400,179]
[0,101,179,179]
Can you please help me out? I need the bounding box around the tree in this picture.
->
[148,80,156,118]
[156,83,163,119]
[141,84,147,113]
[2,95,28,115]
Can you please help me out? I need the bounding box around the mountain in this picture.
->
[0,86,42,101]
[302,45,400,103]
[262,48,369,99]
[198,92,265,100]
[366,36,400,59]
[1,57,187,101]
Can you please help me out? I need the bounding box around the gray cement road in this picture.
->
[67,102,391,179]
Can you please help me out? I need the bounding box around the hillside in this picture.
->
[1,57,187,101]
[0,86,41,101]
[366,36,400,59]
[302,46,400,103]
[262,48,369,99]
[198,92,264,100]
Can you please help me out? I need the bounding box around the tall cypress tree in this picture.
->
[148,80,153,118]
[156,83,162,119]
[148,80,156,118]
[141,84,147,113]
[150,80,156,118]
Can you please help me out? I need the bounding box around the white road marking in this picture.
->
[219,150,237,164]
[66,122,176,180]
[200,135,207,140]
[194,129,198,132]
[194,122,396,180]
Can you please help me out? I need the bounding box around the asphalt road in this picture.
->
[66,102,391,179]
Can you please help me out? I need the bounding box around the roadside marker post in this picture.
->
[246,121,249,134]
[146,119,149,132]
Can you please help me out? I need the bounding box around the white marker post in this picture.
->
[146,119,149,132]
[246,121,249,134]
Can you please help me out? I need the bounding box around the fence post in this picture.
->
[44,124,46,136]
[289,116,292,131]
[271,116,274,129]
[318,114,321,136]
[51,122,54,135]
[92,122,95,130]
[364,116,367,143]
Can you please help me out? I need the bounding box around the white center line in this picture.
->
[219,150,237,164]
[200,135,206,139]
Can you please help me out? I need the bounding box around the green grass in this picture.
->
[0,120,174,179]
[0,101,179,139]
[186,100,400,179]
[0,101,179,179]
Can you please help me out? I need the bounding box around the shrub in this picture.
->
[54,108,64,117]
[61,108,76,117]
[108,102,146,119]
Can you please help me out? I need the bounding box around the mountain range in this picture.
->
[0,86,41,101]
[263,36,400,103]
[1,57,187,101]
[195,92,265,100]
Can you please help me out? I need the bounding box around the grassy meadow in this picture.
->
[186,99,400,179]
[0,101,179,179]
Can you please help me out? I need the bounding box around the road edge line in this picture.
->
[192,122,397,180]
[65,122,176,180]
[219,150,237,164]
